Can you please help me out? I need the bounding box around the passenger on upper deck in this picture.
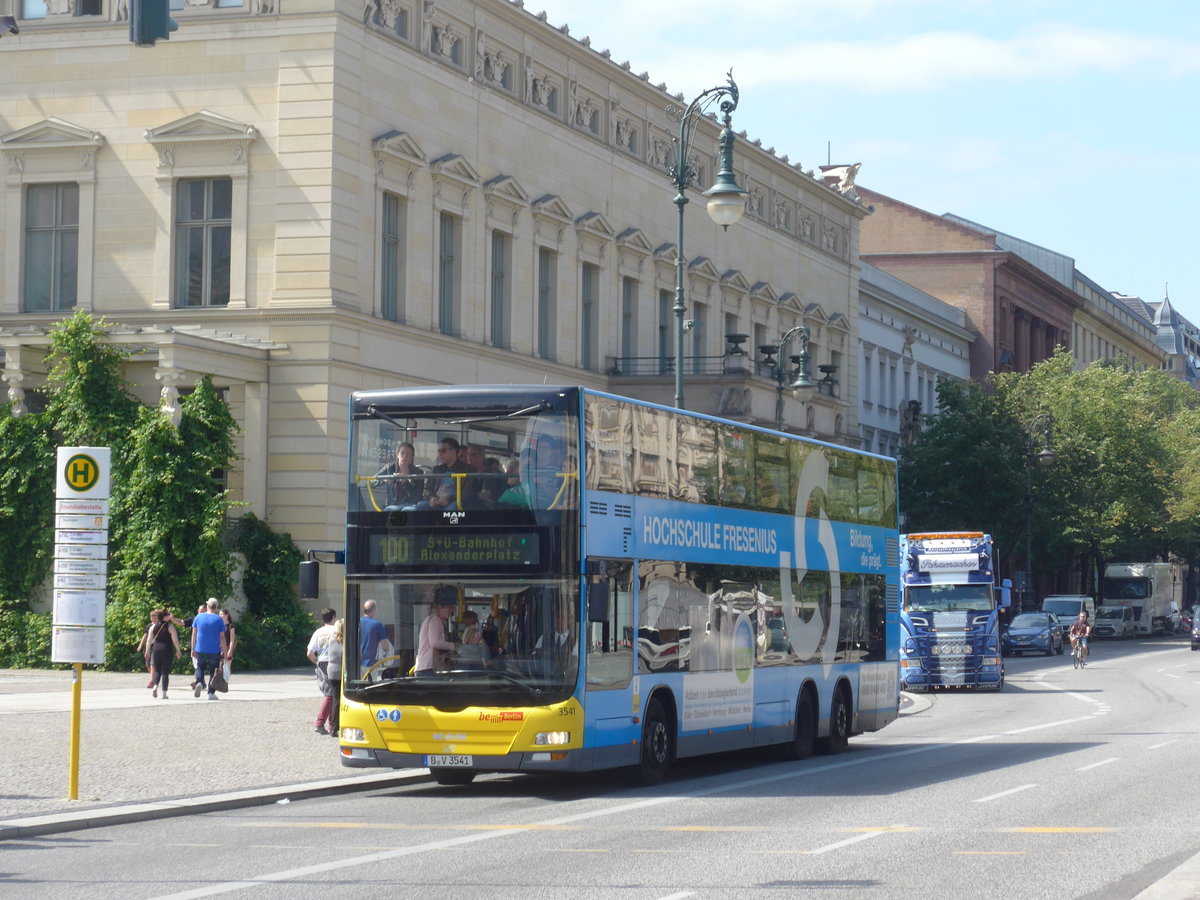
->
[416,437,469,510]
[376,441,425,510]
[497,435,574,509]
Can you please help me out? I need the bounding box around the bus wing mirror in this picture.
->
[999,578,1012,609]
[299,560,320,599]
[587,581,610,623]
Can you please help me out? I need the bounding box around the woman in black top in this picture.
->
[149,609,181,699]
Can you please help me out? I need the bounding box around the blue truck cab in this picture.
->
[899,532,1011,692]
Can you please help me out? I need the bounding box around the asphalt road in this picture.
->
[4,639,1200,899]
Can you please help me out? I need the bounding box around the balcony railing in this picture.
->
[607,355,764,377]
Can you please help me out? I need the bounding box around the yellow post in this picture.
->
[68,663,82,800]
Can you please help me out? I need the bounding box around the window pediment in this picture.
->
[720,269,751,292]
[2,117,105,176]
[531,193,573,225]
[430,152,480,186]
[615,228,654,254]
[144,110,257,171]
[687,257,721,282]
[750,281,778,304]
[373,130,426,168]
[483,174,529,206]
[575,211,614,239]
[778,292,802,313]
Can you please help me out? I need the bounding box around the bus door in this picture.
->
[583,560,636,750]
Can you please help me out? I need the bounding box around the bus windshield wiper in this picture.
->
[441,668,545,698]
[447,402,551,425]
[356,679,403,694]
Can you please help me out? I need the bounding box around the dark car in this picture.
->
[1191,612,1200,651]
[1002,612,1065,657]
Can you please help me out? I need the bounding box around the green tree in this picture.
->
[43,309,139,455]
[231,513,313,670]
[105,377,240,669]
[0,311,307,672]
[0,410,55,666]
[897,378,1028,567]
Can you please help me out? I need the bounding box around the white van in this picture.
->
[1040,595,1096,627]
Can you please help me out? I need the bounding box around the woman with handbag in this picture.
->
[148,609,181,699]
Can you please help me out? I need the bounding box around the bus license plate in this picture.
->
[425,754,472,767]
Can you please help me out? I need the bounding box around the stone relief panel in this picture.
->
[474,31,514,91]
[745,181,766,222]
[365,0,410,37]
[568,81,601,135]
[609,100,639,156]
[647,128,673,171]
[771,191,795,234]
[820,216,845,257]
[525,62,561,114]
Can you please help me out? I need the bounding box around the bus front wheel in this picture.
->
[638,698,674,785]
[781,690,816,760]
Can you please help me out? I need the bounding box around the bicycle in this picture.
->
[1071,636,1088,669]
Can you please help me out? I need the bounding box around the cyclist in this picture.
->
[1068,610,1092,664]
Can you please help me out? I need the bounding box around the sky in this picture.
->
[532,0,1200,323]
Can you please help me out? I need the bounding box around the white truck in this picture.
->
[1101,563,1183,636]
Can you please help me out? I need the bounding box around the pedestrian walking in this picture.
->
[306,607,337,734]
[190,598,228,700]
[149,608,181,699]
[326,618,343,738]
[135,612,157,688]
[219,608,237,678]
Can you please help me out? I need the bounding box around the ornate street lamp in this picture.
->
[666,71,747,409]
[759,324,815,430]
[1024,413,1055,612]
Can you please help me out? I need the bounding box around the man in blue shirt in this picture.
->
[360,599,389,676]
[191,598,228,699]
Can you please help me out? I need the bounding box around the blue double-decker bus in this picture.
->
[336,385,900,785]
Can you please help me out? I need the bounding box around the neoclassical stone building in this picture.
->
[0,0,867,587]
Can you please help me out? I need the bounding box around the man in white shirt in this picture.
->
[306,607,337,733]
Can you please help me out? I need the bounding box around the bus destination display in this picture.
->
[369,532,540,567]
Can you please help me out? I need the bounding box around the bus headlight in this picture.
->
[341,728,365,742]
[535,731,571,745]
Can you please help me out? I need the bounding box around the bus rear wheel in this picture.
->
[638,698,674,785]
[817,687,850,755]
[431,768,477,786]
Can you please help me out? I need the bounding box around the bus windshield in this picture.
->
[905,584,994,613]
[343,386,581,707]
[347,578,578,707]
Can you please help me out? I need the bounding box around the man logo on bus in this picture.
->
[778,449,841,669]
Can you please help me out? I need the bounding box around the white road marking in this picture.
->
[974,784,1038,803]
[1076,757,1119,772]
[808,826,908,854]
[1148,739,1179,750]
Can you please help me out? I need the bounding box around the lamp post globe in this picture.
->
[667,72,746,409]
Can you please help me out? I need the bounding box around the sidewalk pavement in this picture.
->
[0,666,426,840]
[2,671,1199,897]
